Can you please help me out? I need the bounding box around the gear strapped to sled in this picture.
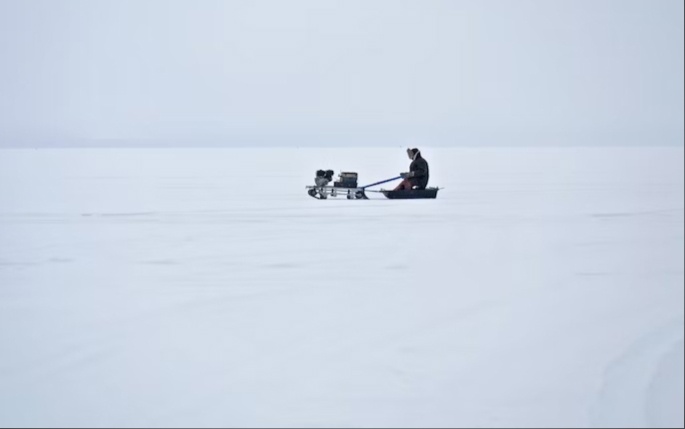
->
[307,170,366,199]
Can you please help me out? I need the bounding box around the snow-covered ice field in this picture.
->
[0,147,683,428]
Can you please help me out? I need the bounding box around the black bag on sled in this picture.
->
[334,172,358,188]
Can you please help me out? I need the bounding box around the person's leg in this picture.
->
[393,179,412,191]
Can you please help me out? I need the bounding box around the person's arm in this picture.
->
[411,159,428,178]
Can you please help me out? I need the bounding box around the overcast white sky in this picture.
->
[0,0,682,147]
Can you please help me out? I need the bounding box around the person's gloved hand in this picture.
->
[400,172,411,179]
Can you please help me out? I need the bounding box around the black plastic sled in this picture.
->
[381,188,439,199]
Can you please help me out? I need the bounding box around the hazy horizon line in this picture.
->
[1,142,683,149]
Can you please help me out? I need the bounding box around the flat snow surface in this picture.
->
[0,147,683,428]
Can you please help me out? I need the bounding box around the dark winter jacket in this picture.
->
[409,155,430,189]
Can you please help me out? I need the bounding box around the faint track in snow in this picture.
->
[645,339,685,428]
[591,319,684,428]
[0,339,120,388]
[590,208,684,219]
[81,211,158,218]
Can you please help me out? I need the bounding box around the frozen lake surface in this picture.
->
[0,147,683,427]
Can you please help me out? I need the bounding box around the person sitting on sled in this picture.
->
[395,148,430,191]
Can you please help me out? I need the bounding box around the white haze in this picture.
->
[0,0,683,148]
